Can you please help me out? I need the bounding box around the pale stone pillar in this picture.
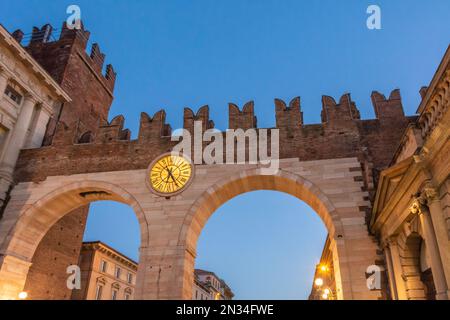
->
[383,244,398,299]
[0,255,32,300]
[387,237,408,300]
[0,69,8,95]
[414,202,449,300]
[0,70,11,208]
[0,94,38,179]
[136,245,195,300]
[422,187,450,298]
[23,106,51,149]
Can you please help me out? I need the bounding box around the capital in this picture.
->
[383,235,398,248]
[409,199,423,215]
[422,185,439,202]
[23,93,40,105]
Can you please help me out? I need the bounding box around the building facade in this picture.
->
[71,242,232,301]
[0,23,70,214]
[310,46,450,300]
[71,241,137,300]
[369,46,450,300]
[193,269,234,300]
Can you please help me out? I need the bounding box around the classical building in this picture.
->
[0,23,70,213]
[311,46,450,300]
[193,269,234,300]
[0,22,118,300]
[70,241,231,301]
[309,237,336,300]
[0,17,448,300]
[71,241,137,300]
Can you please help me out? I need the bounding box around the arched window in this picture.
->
[78,131,93,144]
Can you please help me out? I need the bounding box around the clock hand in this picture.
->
[167,168,179,187]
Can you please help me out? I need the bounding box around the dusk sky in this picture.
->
[2,0,449,299]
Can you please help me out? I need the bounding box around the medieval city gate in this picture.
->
[0,23,417,301]
[0,154,382,300]
[0,89,414,301]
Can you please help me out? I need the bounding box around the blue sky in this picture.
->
[2,0,449,299]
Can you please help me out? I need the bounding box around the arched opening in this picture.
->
[0,181,148,300]
[401,233,436,300]
[177,169,358,300]
[195,190,328,299]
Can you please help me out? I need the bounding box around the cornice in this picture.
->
[0,23,71,103]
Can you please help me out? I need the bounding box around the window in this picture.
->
[95,285,103,300]
[112,289,118,300]
[127,272,133,284]
[4,85,22,105]
[125,288,132,300]
[115,266,121,279]
[100,260,107,273]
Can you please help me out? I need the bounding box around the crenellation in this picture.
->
[228,101,257,130]
[95,115,131,143]
[321,93,361,123]
[105,64,117,90]
[30,24,53,44]
[11,29,24,43]
[371,89,405,120]
[90,43,105,73]
[275,97,303,133]
[184,106,214,133]
[138,110,172,142]
[420,86,428,99]
[59,21,90,49]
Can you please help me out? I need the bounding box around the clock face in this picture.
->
[148,154,193,196]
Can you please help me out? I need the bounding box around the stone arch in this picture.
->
[176,168,348,299]
[0,180,148,260]
[0,180,148,300]
[179,168,342,251]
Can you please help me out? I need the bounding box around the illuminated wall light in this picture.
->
[314,278,323,287]
[18,291,28,300]
[322,293,329,299]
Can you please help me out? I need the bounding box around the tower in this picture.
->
[11,21,116,299]
[15,22,116,144]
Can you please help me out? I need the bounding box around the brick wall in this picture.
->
[11,22,116,300]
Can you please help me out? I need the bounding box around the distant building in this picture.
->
[71,241,137,300]
[72,241,233,300]
[309,236,336,300]
[193,269,234,300]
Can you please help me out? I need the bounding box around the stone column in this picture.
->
[386,237,408,300]
[136,245,195,300]
[0,94,38,180]
[23,106,51,149]
[422,186,450,297]
[0,69,8,95]
[383,243,398,300]
[0,70,10,208]
[411,199,449,300]
[0,254,32,300]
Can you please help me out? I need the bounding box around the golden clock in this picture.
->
[147,153,194,196]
